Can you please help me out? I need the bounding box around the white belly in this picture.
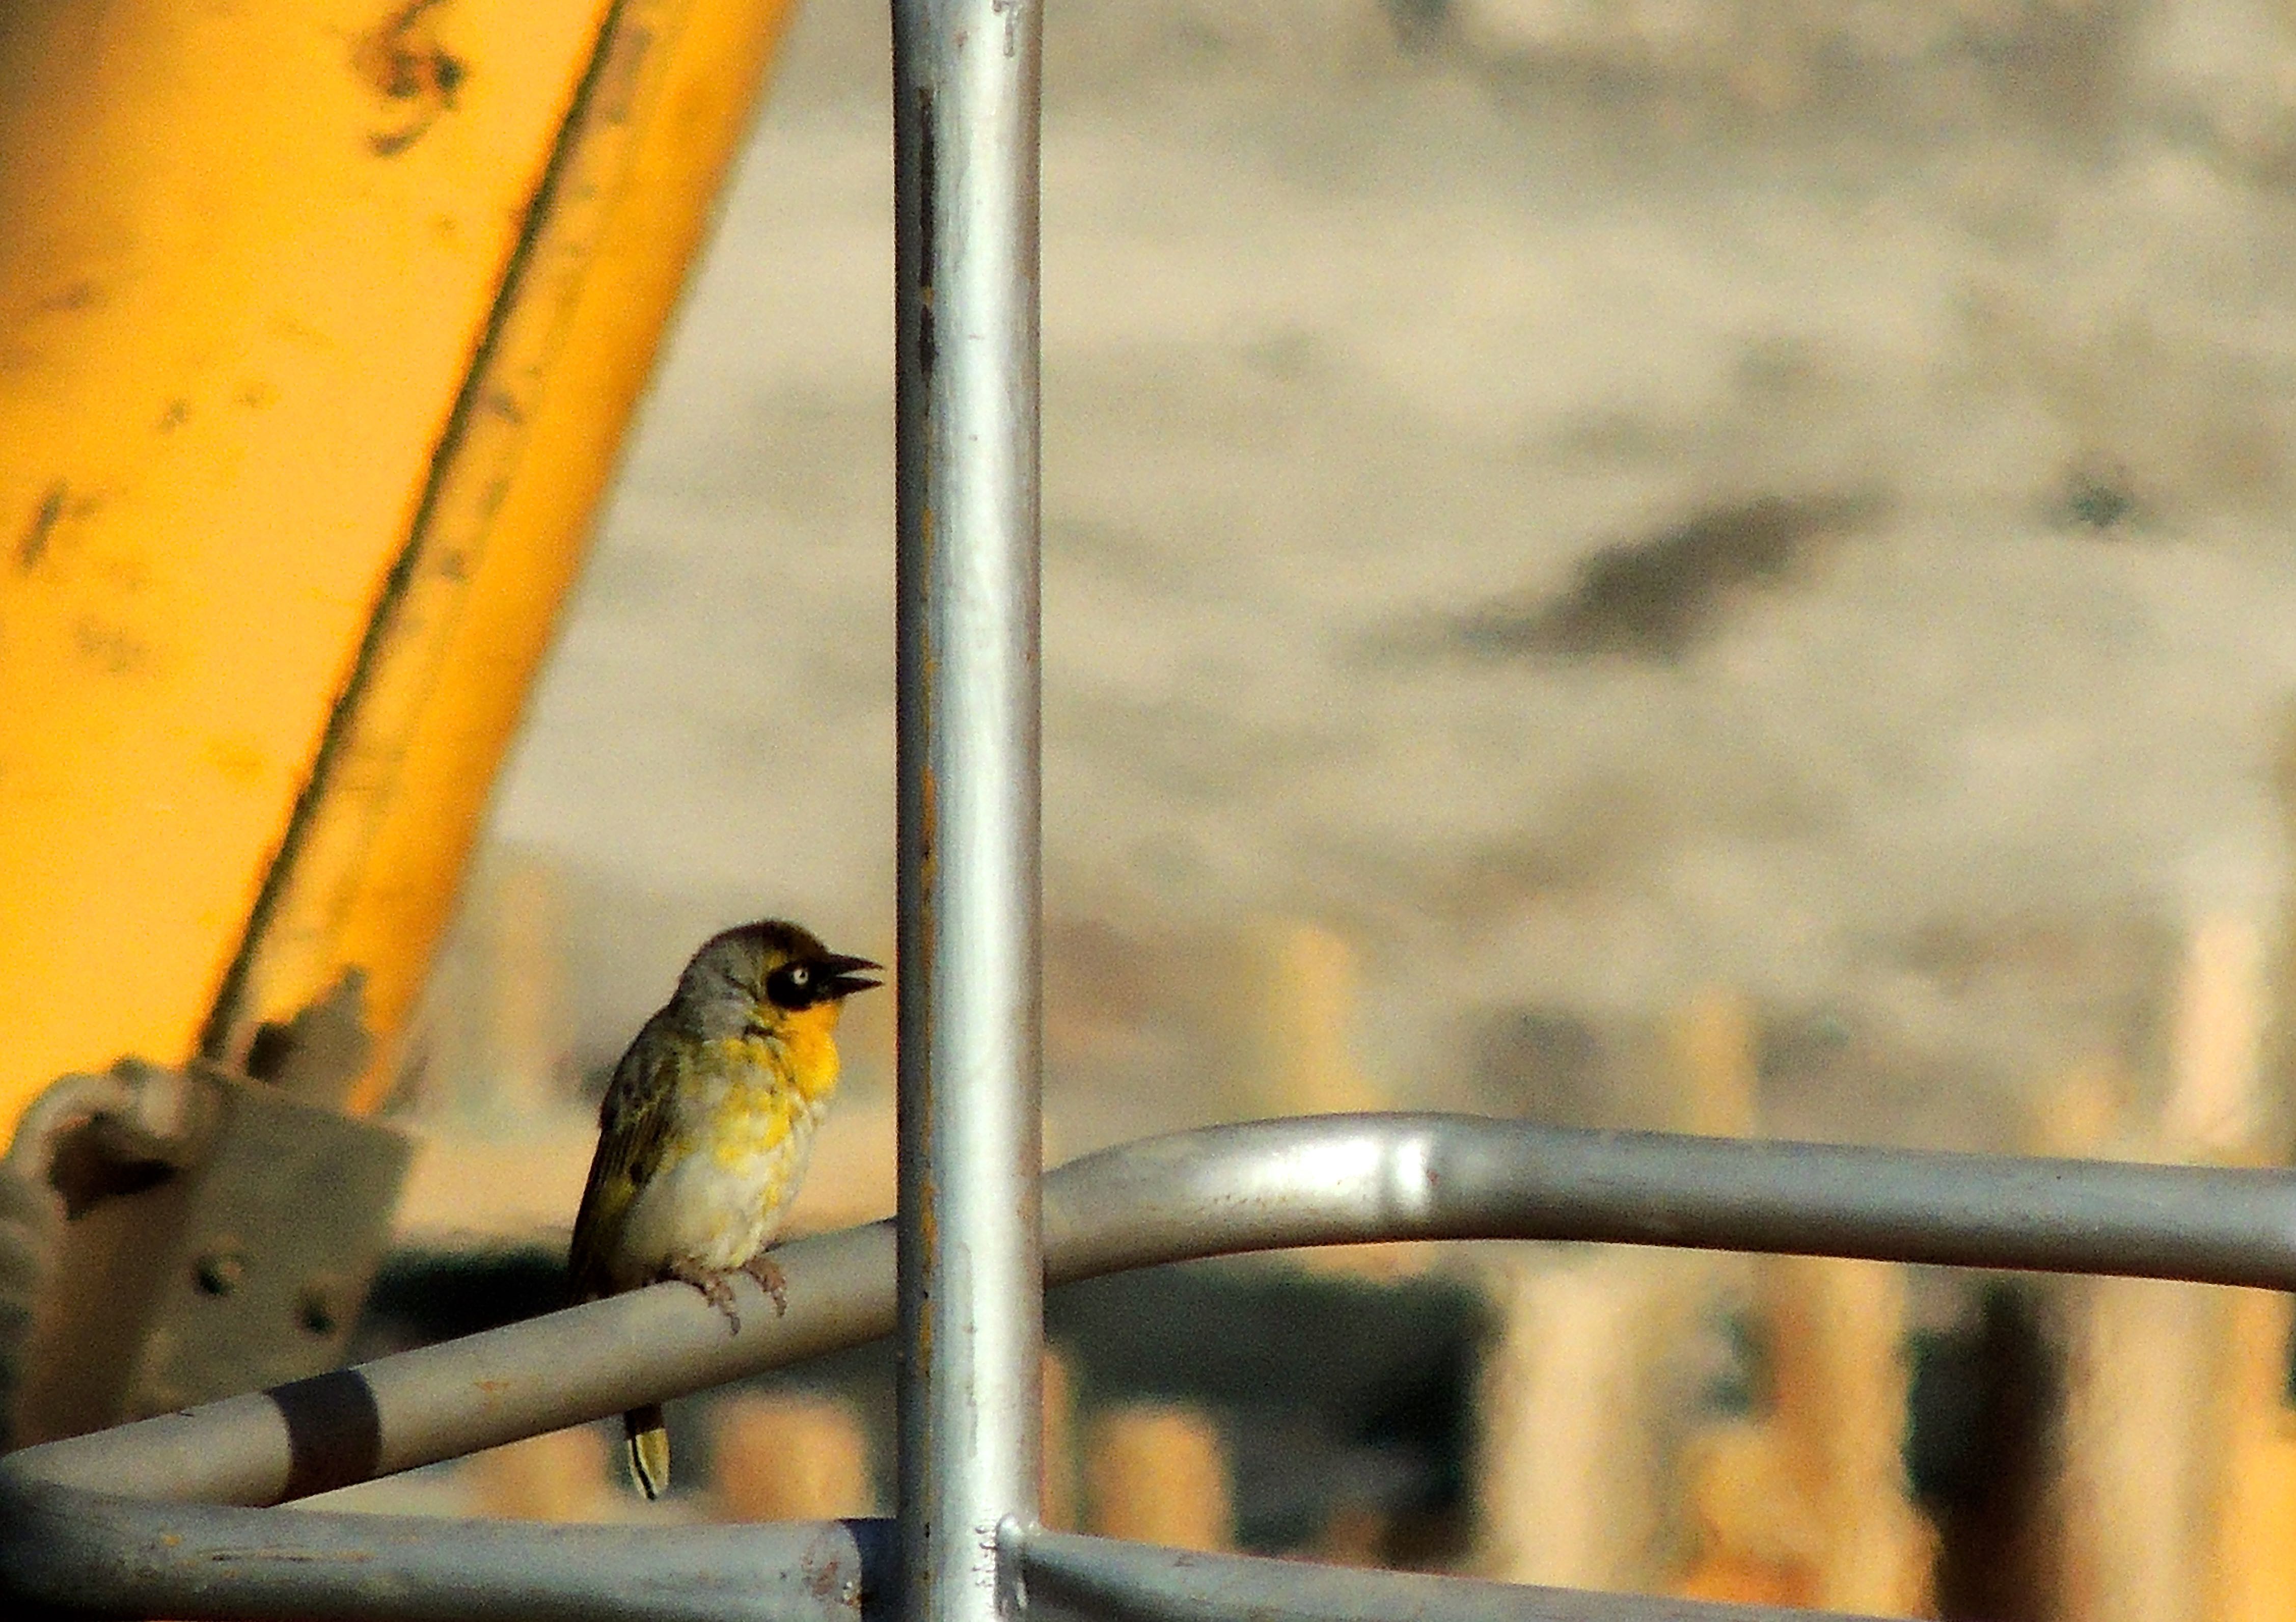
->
[610,1101,822,1284]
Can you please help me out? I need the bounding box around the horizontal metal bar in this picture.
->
[14,1114,2296,1510]
[0,1484,1909,1622]
[1040,1115,2296,1287]
[1019,1527,1882,1622]
[0,1476,889,1622]
[6,1215,900,1505]
[6,1114,2294,1619]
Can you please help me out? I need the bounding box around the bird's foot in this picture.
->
[664,1260,743,1333]
[740,1253,788,1317]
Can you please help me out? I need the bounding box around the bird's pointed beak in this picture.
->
[816,954,884,999]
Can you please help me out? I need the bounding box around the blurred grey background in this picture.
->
[430,0,2296,1172]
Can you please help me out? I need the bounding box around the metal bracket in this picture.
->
[8,1062,408,1446]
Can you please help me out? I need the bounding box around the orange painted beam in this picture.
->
[0,0,797,1129]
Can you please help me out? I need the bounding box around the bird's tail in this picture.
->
[624,1403,670,1499]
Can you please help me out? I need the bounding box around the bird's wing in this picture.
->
[567,1013,681,1300]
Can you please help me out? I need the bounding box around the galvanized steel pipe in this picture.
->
[891,4,1046,1622]
[1019,1527,1870,1622]
[14,1114,2296,1514]
[9,1115,2296,1616]
[0,1478,888,1622]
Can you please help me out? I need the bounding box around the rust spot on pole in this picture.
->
[915,90,937,375]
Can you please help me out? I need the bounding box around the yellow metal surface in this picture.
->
[0,0,797,1129]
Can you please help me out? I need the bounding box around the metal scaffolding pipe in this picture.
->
[0,1485,1895,1622]
[1038,1115,2296,1287]
[1018,1527,1878,1622]
[891,3,1045,1622]
[7,1116,2296,1615]
[0,1477,890,1622]
[12,1115,2296,1518]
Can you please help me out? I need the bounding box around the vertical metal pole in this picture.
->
[893,1,1043,1621]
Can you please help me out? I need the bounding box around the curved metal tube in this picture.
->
[13,1113,2296,1507]
[3,1113,2293,1619]
[1042,1114,2296,1286]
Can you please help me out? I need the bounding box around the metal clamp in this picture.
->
[0,1061,407,1449]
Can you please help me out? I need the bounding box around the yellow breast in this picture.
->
[773,1001,846,1106]
[690,1004,843,1170]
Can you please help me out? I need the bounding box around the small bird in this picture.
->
[568,920,882,1498]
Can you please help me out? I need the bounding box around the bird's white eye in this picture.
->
[790,966,811,986]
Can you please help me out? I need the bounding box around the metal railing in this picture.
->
[5,1,2294,1619]
[8,1118,2296,1617]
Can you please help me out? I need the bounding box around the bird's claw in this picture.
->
[658,1255,786,1332]
[665,1261,744,1333]
[741,1254,789,1317]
